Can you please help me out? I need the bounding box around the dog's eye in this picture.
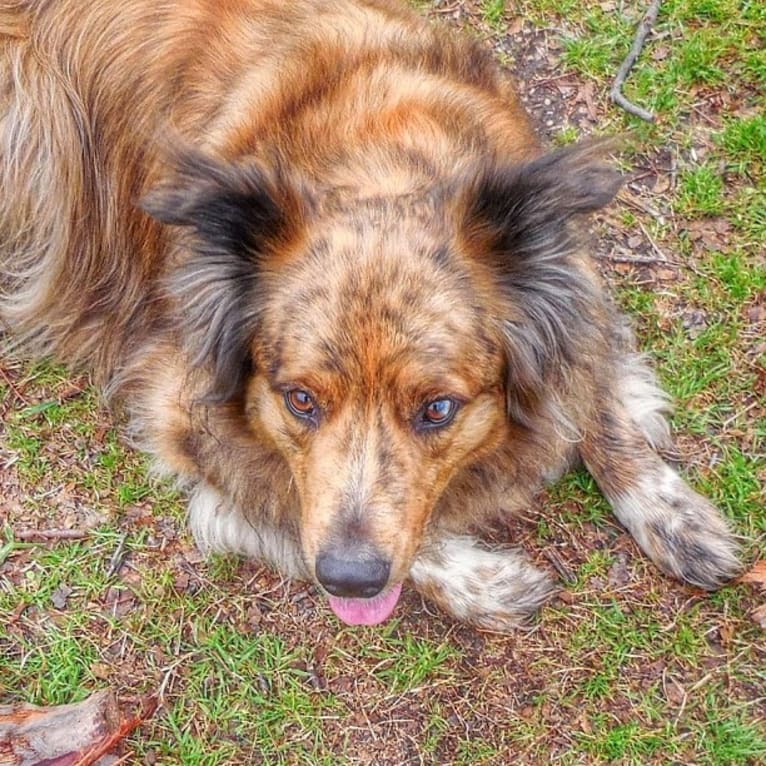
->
[420,398,459,429]
[285,389,317,419]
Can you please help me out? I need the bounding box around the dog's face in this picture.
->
[143,143,621,623]
[247,197,510,619]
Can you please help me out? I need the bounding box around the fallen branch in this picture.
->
[0,691,159,766]
[610,0,662,122]
[0,691,118,766]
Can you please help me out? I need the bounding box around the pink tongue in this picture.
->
[327,582,403,626]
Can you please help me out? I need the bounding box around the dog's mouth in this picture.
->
[326,582,403,626]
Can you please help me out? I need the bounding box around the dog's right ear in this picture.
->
[141,149,307,402]
[141,148,304,262]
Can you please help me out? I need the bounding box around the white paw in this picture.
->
[409,535,557,632]
[612,463,742,590]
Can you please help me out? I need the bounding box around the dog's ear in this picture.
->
[464,140,623,427]
[142,149,306,402]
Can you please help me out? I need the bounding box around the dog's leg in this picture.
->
[615,350,674,451]
[580,354,741,589]
[409,535,557,632]
[188,481,308,580]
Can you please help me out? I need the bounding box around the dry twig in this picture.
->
[0,365,28,405]
[105,532,129,577]
[15,528,91,542]
[611,0,662,122]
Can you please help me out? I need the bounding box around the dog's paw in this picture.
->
[409,535,558,632]
[613,463,742,590]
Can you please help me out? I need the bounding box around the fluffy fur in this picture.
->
[0,0,741,630]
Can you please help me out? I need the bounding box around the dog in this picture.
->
[0,0,741,631]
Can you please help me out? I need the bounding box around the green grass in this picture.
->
[480,0,507,29]
[548,0,766,130]
[151,627,339,762]
[720,114,766,175]
[677,164,726,217]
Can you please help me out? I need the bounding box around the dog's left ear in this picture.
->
[464,140,623,426]
[142,148,307,402]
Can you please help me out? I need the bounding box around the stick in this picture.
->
[15,528,90,542]
[604,252,676,266]
[105,533,129,578]
[0,691,119,765]
[0,365,28,406]
[610,0,662,122]
[73,697,159,766]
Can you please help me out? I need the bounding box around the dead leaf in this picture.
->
[653,175,671,194]
[750,604,766,630]
[246,604,263,628]
[173,570,191,592]
[655,267,677,281]
[651,44,670,62]
[664,676,686,705]
[683,308,709,339]
[739,560,766,588]
[91,662,112,681]
[576,81,597,121]
[607,552,631,588]
[751,604,766,629]
[745,301,765,325]
[104,586,136,618]
[712,217,732,234]
[557,589,575,604]
[719,622,735,646]
[51,584,73,610]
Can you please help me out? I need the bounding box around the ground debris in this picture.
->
[610,0,662,122]
[739,561,766,630]
[0,690,120,766]
[739,560,766,588]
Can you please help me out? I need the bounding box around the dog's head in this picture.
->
[143,142,620,624]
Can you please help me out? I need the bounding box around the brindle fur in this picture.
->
[0,0,741,630]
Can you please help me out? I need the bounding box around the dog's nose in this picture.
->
[315,551,391,598]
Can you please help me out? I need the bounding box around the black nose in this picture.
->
[315,551,391,598]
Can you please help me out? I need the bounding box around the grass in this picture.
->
[480,0,507,29]
[720,114,766,176]
[676,164,726,217]
[1,1,765,764]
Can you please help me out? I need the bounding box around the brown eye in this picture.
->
[285,389,317,419]
[420,398,459,429]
